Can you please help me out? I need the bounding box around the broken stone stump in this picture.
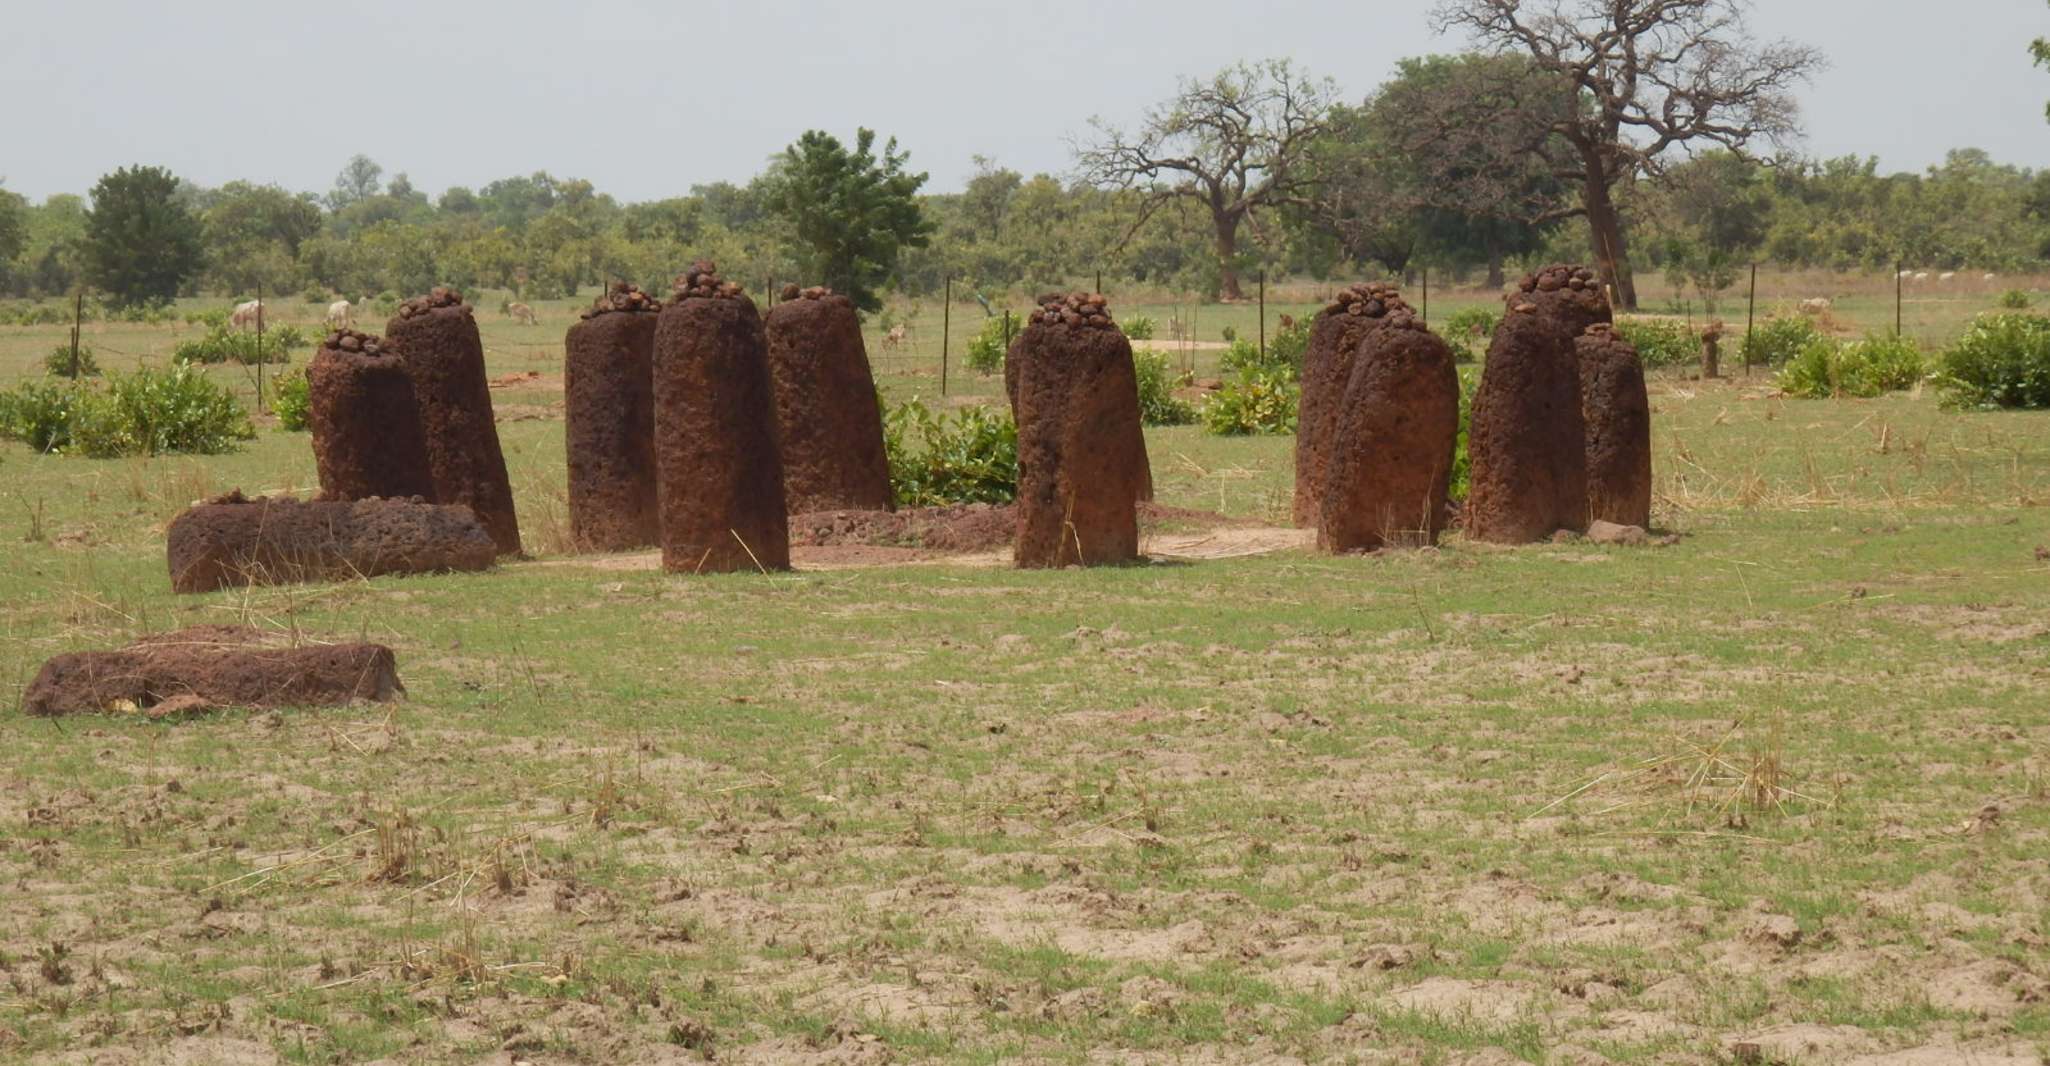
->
[1295,281,1413,528]
[22,625,401,717]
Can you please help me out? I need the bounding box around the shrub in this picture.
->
[1441,307,1500,363]
[69,366,254,457]
[172,323,306,366]
[1202,367,1297,435]
[184,307,231,329]
[1614,318,1699,369]
[1123,316,1156,341]
[1220,325,1237,344]
[43,343,100,377]
[272,368,312,432]
[0,379,89,452]
[1739,315,1826,368]
[1219,315,1312,379]
[883,398,1018,506]
[1450,364,1481,501]
[964,315,1016,375]
[0,367,252,457]
[303,287,331,305]
[1937,312,2050,409]
[1778,333,1925,399]
[1999,289,2033,310]
[1133,349,1194,427]
[113,300,176,324]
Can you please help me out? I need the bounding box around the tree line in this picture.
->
[3,0,2047,314]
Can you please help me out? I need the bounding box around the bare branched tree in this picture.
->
[1433,0,1823,308]
[1074,59,1336,300]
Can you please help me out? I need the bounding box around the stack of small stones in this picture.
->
[323,327,387,355]
[1032,292,1116,329]
[780,284,837,302]
[582,281,661,319]
[1519,264,1598,296]
[396,285,466,319]
[672,260,746,301]
[1323,281,1410,320]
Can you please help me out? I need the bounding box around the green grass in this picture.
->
[0,280,2048,1062]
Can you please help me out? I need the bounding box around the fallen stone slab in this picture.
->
[166,491,496,593]
[22,625,401,717]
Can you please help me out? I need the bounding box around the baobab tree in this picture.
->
[1075,59,1336,301]
[1432,0,1823,309]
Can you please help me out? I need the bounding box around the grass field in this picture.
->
[1,277,2048,1064]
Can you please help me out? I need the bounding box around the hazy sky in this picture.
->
[3,0,2046,204]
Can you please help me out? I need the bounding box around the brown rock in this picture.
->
[652,293,790,573]
[1465,309,1589,543]
[22,625,401,717]
[565,309,660,552]
[763,290,893,513]
[166,492,496,593]
[1006,295,1152,501]
[1009,313,1147,568]
[1577,325,1652,528]
[307,332,437,503]
[1294,285,1413,528]
[385,295,521,555]
[1318,318,1460,551]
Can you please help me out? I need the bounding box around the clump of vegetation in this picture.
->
[1203,367,1298,435]
[0,367,253,457]
[172,323,306,366]
[883,398,1018,506]
[1739,315,1826,367]
[184,307,230,329]
[1219,316,1312,377]
[1441,307,1499,363]
[1779,333,1925,399]
[1450,365,1481,501]
[43,343,100,378]
[1999,289,2033,310]
[272,368,312,432]
[1937,312,2050,409]
[1123,316,1156,341]
[1133,350,1194,427]
[111,301,178,324]
[964,316,1015,375]
[1614,318,1699,369]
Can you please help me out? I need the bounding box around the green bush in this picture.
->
[0,379,89,452]
[1999,289,2033,310]
[1441,307,1499,363]
[1123,316,1156,341]
[1450,365,1481,501]
[69,366,255,457]
[883,398,1018,507]
[1739,315,1826,367]
[1220,325,1237,344]
[184,307,231,329]
[1219,316,1312,378]
[1778,333,1925,399]
[113,300,176,324]
[1614,318,1699,369]
[43,343,100,377]
[1937,312,2050,409]
[1133,349,1194,427]
[1202,367,1297,435]
[272,368,312,432]
[964,316,1016,375]
[172,323,306,366]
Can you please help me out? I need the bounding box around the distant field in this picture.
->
[1,273,2048,1063]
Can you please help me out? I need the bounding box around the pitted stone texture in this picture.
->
[1318,317,1461,552]
[565,309,660,551]
[1008,310,1147,568]
[1465,309,1590,543]
[307,330,437,503]
[763,288,894,513]
[166,491,495,593]
[22,625,400,717]
[385,292,520,555]
[1295,281,1414,528]
[1576,324,1653,529]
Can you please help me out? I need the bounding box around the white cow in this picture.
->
[505,301,537,325]
[326,299,354,328]
[1984,273,1999,282]
[1799,297,1832,314]
[1939,272,1957,283]
[230,299,265,329]
[1913,272,1931,283]
[1898,269,1915,280]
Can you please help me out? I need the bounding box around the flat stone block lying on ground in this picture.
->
[22,624,401,717]
[166,491,496,593]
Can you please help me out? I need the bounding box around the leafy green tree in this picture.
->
[763,128,934,312]
[327,154,384,212]
[200,181,323,294]
[83,166,203,305]
[0,183,25,293]
[2034,2,2050,121]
